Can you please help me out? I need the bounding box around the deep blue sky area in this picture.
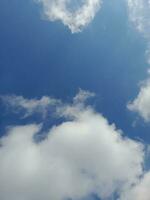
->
[0,0,150,143]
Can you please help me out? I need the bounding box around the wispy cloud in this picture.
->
[127,0,150,34]
[0,89,93,119]
[127,0,150,62]
[35,0,102,33]
[0,95,61,118]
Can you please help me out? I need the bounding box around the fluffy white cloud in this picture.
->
[120,172,150,200]
[127,79,150,122]
[127,0,150,62]
[0,90,146,200]
[35,0,101,33]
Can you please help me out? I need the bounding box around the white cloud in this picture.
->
[73,88,95,104]
[35,0,102,33]
[127,0,150,36]
[127,0,150,62]
[127,79,150,122]
[0,90,146,200]
[0,89,94,119]
[0,95,60,118]
[120,172,150,200]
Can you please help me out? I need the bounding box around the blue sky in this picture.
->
[0,0,150,200]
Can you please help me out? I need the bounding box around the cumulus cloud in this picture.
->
[0,90,146,200]
[127,0,150,62]
[35,0,102,33]
[127,79,150,122]
[120,172,150,200]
